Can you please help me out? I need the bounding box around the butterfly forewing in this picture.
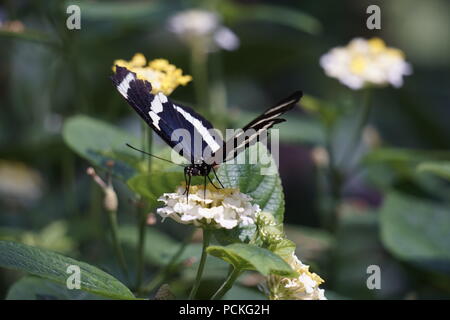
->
[111,66,224,163]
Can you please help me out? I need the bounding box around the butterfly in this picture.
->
[111,66,302,197]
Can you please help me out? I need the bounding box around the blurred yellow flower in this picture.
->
[112,53,192,95]
[320,37,412,90]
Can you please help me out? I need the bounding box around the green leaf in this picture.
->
[417,161,450,181]
[0,29,56,46]
[213,143,285,244]
[0,241,135,300]
[6,276,105,300]
[207,243,296,277]
[365,148,450,167]
[66,0,165,20]
[380,192,450,274]
[223,285,267,300]
[127,172,188,209]
[268,238,297,261]
[119,225,201,267]
[63,115,140,180]
[221,2,322,34]
[216,143,285,222]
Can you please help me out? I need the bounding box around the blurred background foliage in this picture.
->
[0,0,450,299]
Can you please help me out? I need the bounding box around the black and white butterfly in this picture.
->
[111,66,302,196]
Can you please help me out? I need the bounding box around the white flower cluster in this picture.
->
[320,37,412,90]
[157,185,260,229]
[267,253,326,300]
[168,9,240,51]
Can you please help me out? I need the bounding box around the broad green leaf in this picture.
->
[214,143,285,244]
[7,276,105,300]
[63,115,140,180]
[380,192,450,274]
[364,148,450,199]
[66,0,164,20]
[118,225,201,267]
[417,161,450,181]
[365,148,450,166]
[224,285,267,300]
[0,241,135,300]
[127,172,189,209]
[0,29,56,46]
[220,2,322,34]
[268,238,296,261]
[207,243,296,277]
[216,143,285,222]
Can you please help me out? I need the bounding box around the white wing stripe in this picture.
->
[117,73,135,99]
[263,100,295,115]
[174,105,221,153]
[149,111,161,130]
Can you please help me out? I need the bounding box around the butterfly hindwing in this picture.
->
[210,91,302,164]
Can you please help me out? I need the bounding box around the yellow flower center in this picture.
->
[368,37,386,54]
[350,55,367,74]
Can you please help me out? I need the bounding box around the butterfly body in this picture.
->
[111,66,302,194]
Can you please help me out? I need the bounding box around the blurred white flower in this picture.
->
[157,185,259,229]
[266,253,326,300]
[168,9,239,52]
[213,27,240,51]
[320,37,412,90]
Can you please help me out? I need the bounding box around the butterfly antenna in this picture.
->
[125,143,185,167]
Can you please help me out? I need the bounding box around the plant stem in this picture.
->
[136,121,153,292]
[342,88,373,166]
[324,127,341,234]
[143,228,195,293]
[190,40,209,115]
[107,210,128,277]
[211,267,241,300]
[188,228,211,299]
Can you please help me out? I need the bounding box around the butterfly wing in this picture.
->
[111,66,223,163]
[210,91,302,164]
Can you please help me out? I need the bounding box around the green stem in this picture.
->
[142,228,195,293]
[107,210,128,277]
[136,122,153,292]
[325,127,341,233]
[190,40,209,115]
[342,88,373,166]
[211,267,241,300]
[188,228,211,299]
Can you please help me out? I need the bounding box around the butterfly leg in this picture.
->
[212,167,225,189]
[203,175,207,200]
[186,174,191,202]
[207,174,222,190]
[183,171,188,195]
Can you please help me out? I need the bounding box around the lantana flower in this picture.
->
[265,253,326,300]
[113,53,192,95]
[157,184,260,229]
[320,37,412,90]
[168,9,240,52]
